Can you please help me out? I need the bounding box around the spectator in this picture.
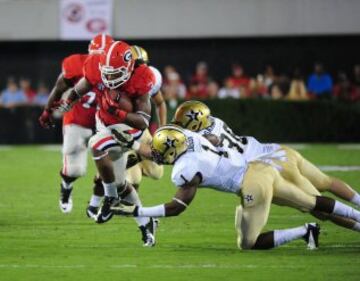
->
[33,82,49,106]
[248,74,268,98]
[162,71,187,109]
[218,79,241,99]
[333,72,360,102]
[263,64,277,89]
[0,77,27,108]
[307,62,333,100]
[351,65,360,100]
[206,80,220,99]
[270,74,290,100]
[190,61,209,99]
[19,77,36,103]
[287,69,309,101]
[226,64,250,97]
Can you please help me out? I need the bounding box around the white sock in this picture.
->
[273,225,307,247]
[350,193,360,207]
[352,222,360,232]
[61,179,73,190]
[89,195,102,207]
[122,188,150,227]
[102,182,118,198]
[333,201,360,222]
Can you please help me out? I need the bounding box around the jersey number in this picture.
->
[82,92,97,109]
[218,124,247,153]
[201,145,229,158]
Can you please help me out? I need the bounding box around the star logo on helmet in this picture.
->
[185,110,200,121]
[164,137,176,149]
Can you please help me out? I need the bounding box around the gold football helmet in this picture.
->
[131,45,149,65]
[173,100,212,131]
[151,125,188,164]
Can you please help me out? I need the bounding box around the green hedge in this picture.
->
[168,99,360,143]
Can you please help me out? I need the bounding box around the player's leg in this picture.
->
[141,160,164,180]
[86,175,104,219]
[238,163,317,250]
[298,154,360,207]
[60,124,92,213]
[126,163,143,190]
[273,170,360,226]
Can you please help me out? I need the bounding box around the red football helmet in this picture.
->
[99,41,135,89]
[88,34,114,54]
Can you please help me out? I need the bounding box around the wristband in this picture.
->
[132,140,141,151]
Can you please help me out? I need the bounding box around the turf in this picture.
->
[0,145,360,281]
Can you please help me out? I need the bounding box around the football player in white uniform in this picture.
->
[109,126,360,250]
[172,100,360,232]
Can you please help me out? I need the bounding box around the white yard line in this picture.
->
[0,145,13,150]
[337,144,360,150]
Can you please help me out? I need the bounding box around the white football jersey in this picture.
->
[199,117,281,161]
[171,130,247,194]
[149,66,162,97]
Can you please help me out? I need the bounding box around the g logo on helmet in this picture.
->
[124,50,132,62]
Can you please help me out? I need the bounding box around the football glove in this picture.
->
[110,200,139,216]
[111,129,137,149]
[39,109,54,128]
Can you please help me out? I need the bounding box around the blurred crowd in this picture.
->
[0,77,49,108]
[1,61,360,109]
[162,62,360,109]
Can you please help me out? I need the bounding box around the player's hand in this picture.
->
[111,129,135,149]
[57,99,73,113]
[39,109,54,129]
[110,200,138,216]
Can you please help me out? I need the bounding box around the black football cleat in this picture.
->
[139,218,157,247]
[59,184,73,214]
[303,222,320,250]
[95,196,119,224]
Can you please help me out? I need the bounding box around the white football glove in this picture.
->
[111,129,140,150]
[57,99,73,113]
[110,200,138,216]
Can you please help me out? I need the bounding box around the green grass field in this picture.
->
[1,145,360,281]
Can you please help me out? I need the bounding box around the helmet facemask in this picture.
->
[100,64,132,89]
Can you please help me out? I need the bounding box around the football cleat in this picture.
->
[303,222,320,250]
[95,196,119,224]
[139,218,157,247]
[59,184,73,213]
[86,205,99,220]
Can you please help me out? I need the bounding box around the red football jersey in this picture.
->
[61,54,98,129]
[84,55,155,126]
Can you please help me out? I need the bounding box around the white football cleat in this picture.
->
[59,185,73,213]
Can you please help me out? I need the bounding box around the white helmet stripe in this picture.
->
[106,41,119,66]
[100,34,106,50]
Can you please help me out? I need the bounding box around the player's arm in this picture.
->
[39,73,73,128]
[111,174,201,217]
[203,134,220,146]
[64,77,93,105]
[152,91,167,126]
[123,94,151,130]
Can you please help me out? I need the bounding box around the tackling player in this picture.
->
[110,125,360,250]
[172,100,360,232]
[38,34,114,213]
[58,40,157,246]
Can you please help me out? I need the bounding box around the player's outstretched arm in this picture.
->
[203,134,220,146]
[61,77,93,110]
[111,174,201,217]
[44,73,72,111]
[152,91,167,126]
[39,73,73,128]
[124,94,151,130]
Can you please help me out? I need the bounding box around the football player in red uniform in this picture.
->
[39,34,114,214]
[58,40,157,246]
